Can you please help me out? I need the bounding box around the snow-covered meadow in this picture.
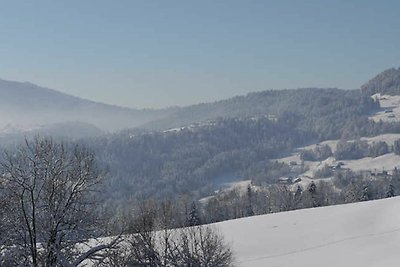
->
[370,94,400,123]
[218,196,400,266]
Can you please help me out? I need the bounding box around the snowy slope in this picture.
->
[342,153,400,172]
[217,197,400,267]
[370,94,400,123]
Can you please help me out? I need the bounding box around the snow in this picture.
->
[84,196,400,267]
[295,134,400,154]
[163,127,185,133]
[276,152,400,188]
[199,179,252,204]
[370,94,400,122]
[274,133,400,186]
[223,179,252,192]
[163,121,217,133]
[341,153,400,172]
[217,196,400,266]
[361,133,400,146]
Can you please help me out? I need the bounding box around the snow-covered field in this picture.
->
[361,133,400,146]
[342,153,400,172]
[218,196,400,267]
[85,197,400,267]
[199,179,252,204]
[370,94,400,122]
[295,133,400,155]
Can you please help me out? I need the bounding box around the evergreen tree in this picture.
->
[360,185,370,201]
[187,201,201,226]
[394,139,400,155]
[294,185,303,208]
[246,185,255,216]
[308,181,319,207]
[386,182,395,198]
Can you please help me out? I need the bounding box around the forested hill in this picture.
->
[361,67,400,96]
[141,88,376,135]
[90,88,389,206]
[138,67,400,131]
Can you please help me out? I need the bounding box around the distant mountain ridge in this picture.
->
[0,78,174,131]
[0,67,398,136]
[143,68,400,130]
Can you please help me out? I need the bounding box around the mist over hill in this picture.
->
[0,78,174,133]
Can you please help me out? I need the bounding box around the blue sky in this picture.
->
[0,0,399,108]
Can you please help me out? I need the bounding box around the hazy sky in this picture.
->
[0,0,399,108]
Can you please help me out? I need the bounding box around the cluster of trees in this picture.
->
[300,139,399,162]
[0,138,233,267]
[144,88,379,140]
[393,139,400,155]
[107,201,233,266]
[313,164,334,178]
[199,169,399,224]
[301,139,400,162]
[93,116,400,212]
[300,144,333,161]
[246,160,294,186]
[334,140,390,160]
[89,117,315,208]
[0,138,120,266]
[201,182,335,223]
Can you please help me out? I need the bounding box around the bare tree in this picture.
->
[174,225,234,267]
[108,201,234,267]
[0,137,118,266]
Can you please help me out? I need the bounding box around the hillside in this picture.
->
[147,68,400,131]
[141,88,366,131]
[92,86,382,205]
[0,78,172,131]
[217,196,400,267]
